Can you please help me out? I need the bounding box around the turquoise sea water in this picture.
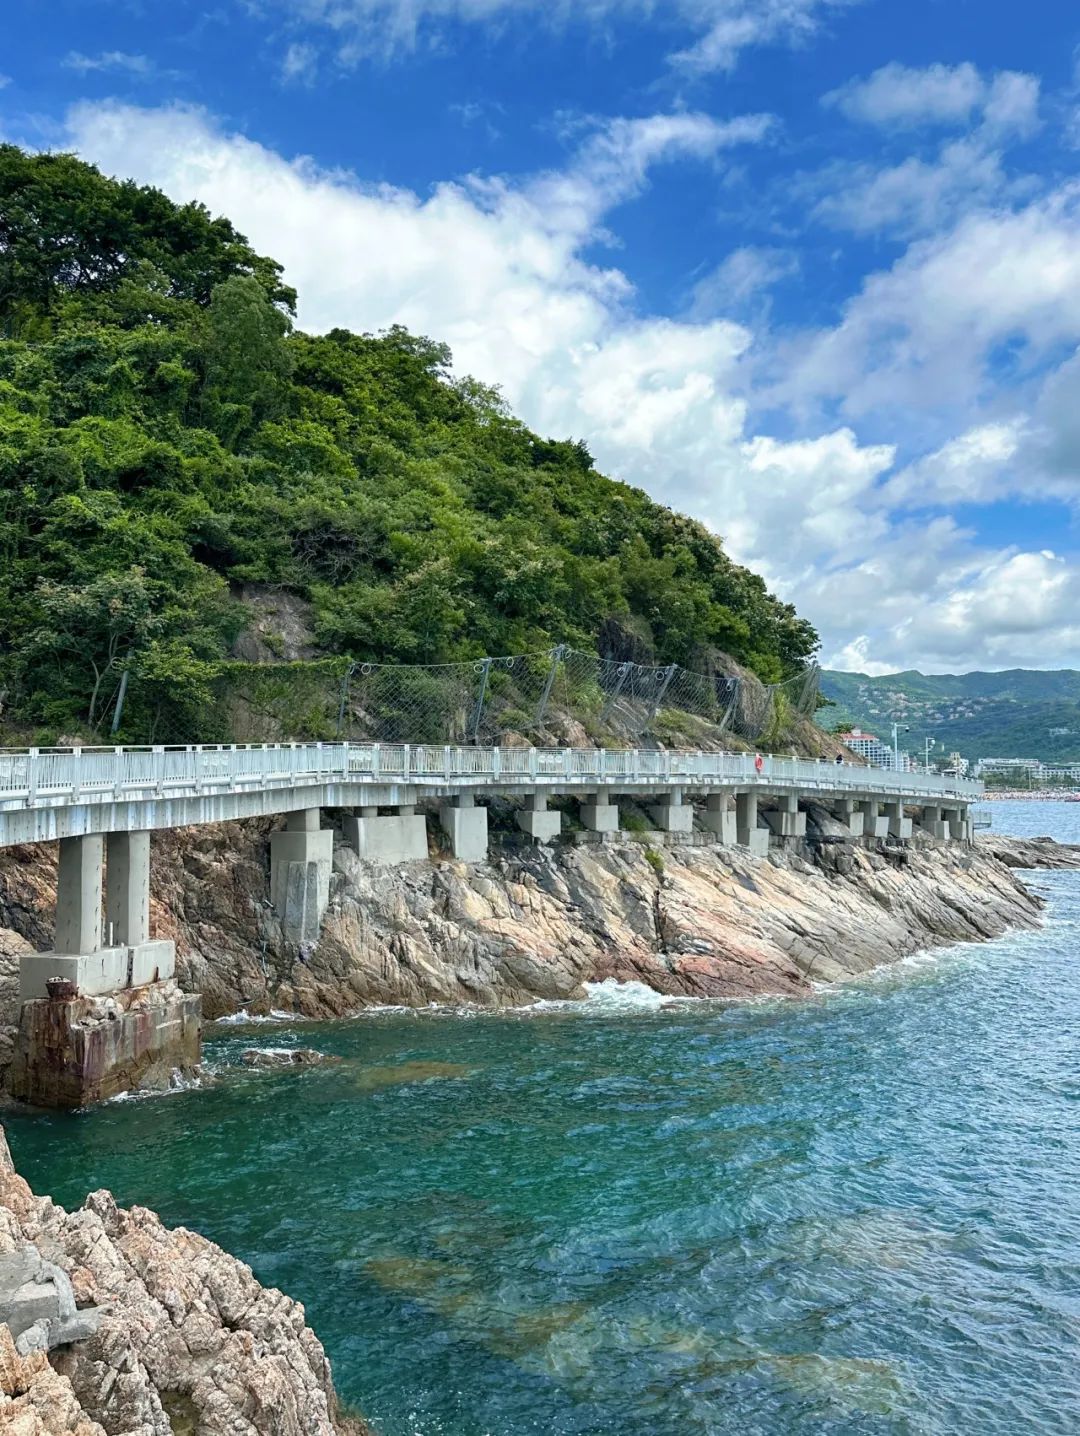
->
[6,800,1080,1435]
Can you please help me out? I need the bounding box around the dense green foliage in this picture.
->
[822,668,1080,763]
[0,144,817,742]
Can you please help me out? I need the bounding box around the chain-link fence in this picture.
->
[211,647,820,748]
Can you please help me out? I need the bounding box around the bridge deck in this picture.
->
[0,743,982,848]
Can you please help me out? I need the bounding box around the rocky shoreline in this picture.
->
[0,1126,367,1436]
[1,823,1074,1051]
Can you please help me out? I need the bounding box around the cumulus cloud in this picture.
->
[265,0,857,72]
[824,61,987,129]
[813,64,1041,238]
[785,186,1080,417]
[32,98,1080,673]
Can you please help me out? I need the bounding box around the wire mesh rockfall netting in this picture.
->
[207,647,819,747]
[332,647,820,747]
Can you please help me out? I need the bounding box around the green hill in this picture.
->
[821,669,1080,764]
[0,144,816,744]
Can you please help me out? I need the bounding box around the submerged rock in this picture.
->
[0,1125,369,1435]
[241,1047,342,1069]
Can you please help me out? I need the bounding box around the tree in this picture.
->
[22,568,159,730]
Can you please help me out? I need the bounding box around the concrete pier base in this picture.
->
[342,808,428,865]
[884,801,913,840]
[648,790,693,834]
[270,809,334,941]
[858,799,890,840]
[916,804,948,840]
[948,807,972,842]
[580,795,619,833]
[8,982,201,1109]
[439,796,489,862]
[701,792,736,843]
[762,795,806,839]
[736,792,770,855]
[516,794,561,843]
[832,798,865,839]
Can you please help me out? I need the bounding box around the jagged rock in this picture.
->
[980,834,1080,869]
[240,1048,341,1069]
[0,824,1055,1038]
[0,1127,369,1435]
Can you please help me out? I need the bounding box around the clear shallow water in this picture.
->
[7,801,1080,1436]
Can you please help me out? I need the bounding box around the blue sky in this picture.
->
[5,0,1080,673]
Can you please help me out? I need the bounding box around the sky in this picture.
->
[4,1,1080,675]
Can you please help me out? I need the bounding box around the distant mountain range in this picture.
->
[819,669,1080,764]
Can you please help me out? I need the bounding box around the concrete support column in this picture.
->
[104,832,176,987]
[736,791,769,855]
[762,793,806,839]
[701,792,736,843]
[916,804,947,840]
[948,807,970,842]
[271,809,335,942]
[439,793,489,862]
[883,800,913,840]
[516,792,562,843]
[857,799,890,840]
[55,835,104,956]
[833,798,865,838]
[105,832,150,948]
[648,787,693,834]
[580,792,619,833]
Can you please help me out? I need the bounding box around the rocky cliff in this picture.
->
[0,819,1058,1048]
[0,1125,367,1435]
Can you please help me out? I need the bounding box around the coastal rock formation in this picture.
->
[980,834,1080,869]
[0,1126,367,1435]
[0,822,1053,1041]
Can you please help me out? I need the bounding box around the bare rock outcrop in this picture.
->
[0,822,1055,1040]
[0,1126,368,1436]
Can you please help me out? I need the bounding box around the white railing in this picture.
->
[0,742,983,810]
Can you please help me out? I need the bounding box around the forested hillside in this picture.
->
[822,669,1080,763]
[0,145,816,744]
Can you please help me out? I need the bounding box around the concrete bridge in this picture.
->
[0,741,980,1105]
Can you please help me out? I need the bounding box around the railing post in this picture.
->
[71,745,81,802]
[529,748,538,781]
[113,745,123,801]
[493,747,502,780]
[27,748,38,805]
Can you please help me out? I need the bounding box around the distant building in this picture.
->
[838,728,908,770]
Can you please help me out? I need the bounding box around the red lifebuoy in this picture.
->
[754,753,764,774]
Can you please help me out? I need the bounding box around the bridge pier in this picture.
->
[858,799,890,839]
[831,798,865,838]
[439,793,489,861]
[270,809,334,943]
[12,832,195,1110]
[915,804,948,841]
[947,806,972,842]
[701,792,736,843]
[516,793,562,843]
[648,788,693,834]
[736,791,770,855]
[883,800,913,840]
[343,803,428,867]
[762,794,806,839]
[580,793,619,833]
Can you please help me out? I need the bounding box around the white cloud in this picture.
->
[63,51,155,77]
[688,245,798,316]
[884,422,1026,508]
[813,64,1041,239]
[0,76,11,91]
[265,0,857,73]
[280,41,320,85]
[785,185,1080,417]
[825,61,986,129]
[31,97,1080,674]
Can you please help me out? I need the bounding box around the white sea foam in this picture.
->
[105,1069,204,1103]
[212,1008,296,1026]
